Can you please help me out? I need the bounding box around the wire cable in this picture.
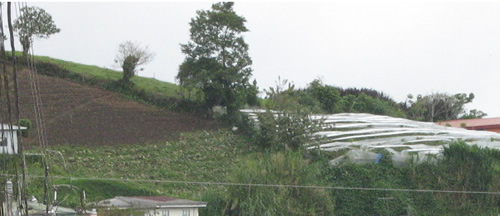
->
[2,173,500,196]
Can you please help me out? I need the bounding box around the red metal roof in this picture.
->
[438,117,500,128]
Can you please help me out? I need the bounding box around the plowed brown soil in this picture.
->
[17,70,220,146]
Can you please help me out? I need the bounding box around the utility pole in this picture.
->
[0,3,4,54]
[43,159,50,214]
[5,180,12,216]
[7,3,29,215]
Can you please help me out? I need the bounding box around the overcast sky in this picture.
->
[17,1,500,117]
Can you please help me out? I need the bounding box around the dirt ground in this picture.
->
[17,70,220,146]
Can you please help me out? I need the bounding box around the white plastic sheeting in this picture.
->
[241,110,500,165]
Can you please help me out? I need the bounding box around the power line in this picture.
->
[2,173,500,196]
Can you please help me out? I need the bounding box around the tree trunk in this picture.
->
[20,37,30,57]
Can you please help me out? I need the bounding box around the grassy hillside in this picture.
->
[32,55,181,99]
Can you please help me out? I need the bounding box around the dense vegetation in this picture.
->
[261,78,404,118]
[259,78,485,121]
[199,141,500,215]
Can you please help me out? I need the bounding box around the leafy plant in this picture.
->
[17,118,32,137]
[253,108,322,151]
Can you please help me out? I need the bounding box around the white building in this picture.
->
[0,124,26,154]
[96,196,207,216]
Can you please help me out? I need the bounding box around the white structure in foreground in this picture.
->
[0,124,26,154]
[241,110,500,165]
[97,196,207,216]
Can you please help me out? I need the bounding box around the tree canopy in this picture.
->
[263,78,406,117]
[114,41,154,85]
[177,2,257,114]
[13,6,60,56]
[406,92,482,122]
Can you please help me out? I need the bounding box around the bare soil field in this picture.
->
[17,69,220,146]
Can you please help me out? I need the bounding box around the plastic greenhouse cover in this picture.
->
[241,109,500,165]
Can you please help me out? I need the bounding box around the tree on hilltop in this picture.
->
[177,2,257,115]
[14,6,60,56]
[114,41,155,85]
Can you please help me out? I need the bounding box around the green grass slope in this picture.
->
[33,55,181,99]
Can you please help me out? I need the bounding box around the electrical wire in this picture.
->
[1,173,500,196]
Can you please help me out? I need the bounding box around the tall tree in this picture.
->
[13,6,60,56]
[114,41,154,85]
[177,2,255,114]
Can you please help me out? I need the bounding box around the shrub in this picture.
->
[200,190,227,216]
[252,108,323,151]
[17,118,32,137]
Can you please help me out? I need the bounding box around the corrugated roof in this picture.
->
[131,196,177,202]
[0,123,26,130]
[97,197,133,208]
[438,117,500,128]
[97,196,207,209]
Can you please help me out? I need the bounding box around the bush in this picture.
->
[307,79,342,113]
[252,108,323,151]
[17,118,32,137]
[200,190,227,216]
